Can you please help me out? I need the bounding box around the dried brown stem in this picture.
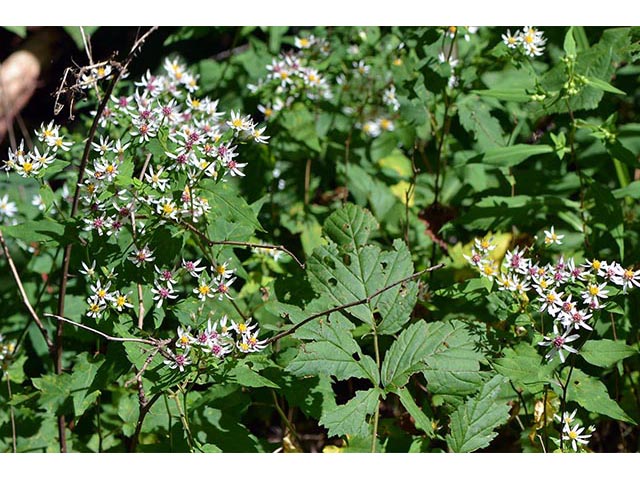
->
[267,264,445,345]
[0,230,53,351]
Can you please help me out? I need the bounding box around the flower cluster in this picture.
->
[4,122,74,178]
[250,31,403,138]
[465,229,639,362]
[78,57,268,243]
[164,316,267,372]
[501,26,547,57]
[554,409,595,452]
[249,37,333,118]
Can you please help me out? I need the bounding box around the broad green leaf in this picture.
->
[280,105,321,152]
[287,315,379,385]
[606,139,640,169]
[579,339,638,368]
[472,88,531,102]
[230,363,280,389]
[32,373,72,414]
[203,185,264,233]
[494,343,554,394]
[446,375,511,452]
[421,320,486,400]
[381,321,430,389]
[395,387,435,437]
[559,369,636,424]
[584,76,626,95]
[457,95,505,150]
[69,353,106,418]
[478,144,553,168]
[1,219,65,244]
[322,202,378,249]
[118,394,139,438]
[308,205,416,330]
[319,387,382,439]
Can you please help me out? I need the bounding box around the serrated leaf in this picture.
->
[69,352,105,418]
[32,373,72,414]
[560,369,636,424]
[322,203,378,249]
[319,387,381,439]
[381,321,430,389]
[421,320,486,399]
[579,339,638,368]
[395,387,435,437]
[478,144,554,168]
[204,186,264,233]
[446,375,511,452]
[494,343,554,393]
[287,315,379,384]
[308,205,415,329]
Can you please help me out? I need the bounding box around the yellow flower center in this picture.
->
[232,118,244,128]
[23,162,33,173]
[106,164,115,174]
[238,323,247,333]
[540,279,548,289]
[481,239,490,249]
[199,285,210,295]
[97,67,106,77]
[568,431,578,440]
[162,203,174,215]
[44,129,53,138]
[483,265,494,276]
[624,269,634,280]
[90,304,100,313]
[191,98,201,108]
[97,289,107,299]
[546,293,556,303]
[180,336,190,345]
[239,342,249,352]
[280,71,289,80]
[589,285,599,296]
[380,119,391,130]
[299,38,309,47]
[393,58,403,66]
[216,265,226,275]
[591,260,601,270]
[116,296,127,307]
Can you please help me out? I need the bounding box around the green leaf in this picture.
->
[68,353,105,418]
[494,343,555,394]
[287,315,379,385]
[381,321,430,389]
[584,76,626,95]
[1,219,65,244]
[457,95,505,150]
[4,26,27,38]
[308,205,416,330]
[421,320,486,400]
[478,144,554,168]
[39,184,55,213]
[472,88,531,102]
[395,387,435,437]
[230,363,280,389]
[579,339,638,368]
[560,369,636,424]
[322,203,378,250]
[564,27,577,57]
[280,105,321,152]
[588,181,624,260]
[63,26,99,49]
[446,375,511,452]
[612,180,640,199]
[204,185,264,233]
[32,373,72,414]
[319,387,382,439]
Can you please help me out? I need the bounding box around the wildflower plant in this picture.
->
[1,26,639,454]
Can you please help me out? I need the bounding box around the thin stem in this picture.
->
[0,230,53,352]
[129,392,162,453]
[6,373,17,453]
[371,322,381,453]
[268,264,444,345]
[271,390,300,444]
[45,314,158,346]
[173,389,196,452]
[178,219,305,269]
[304,157,312,208]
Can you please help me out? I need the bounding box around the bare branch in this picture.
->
[45,314,158,345]
[0,230,53,351]
[267,263,445,344]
